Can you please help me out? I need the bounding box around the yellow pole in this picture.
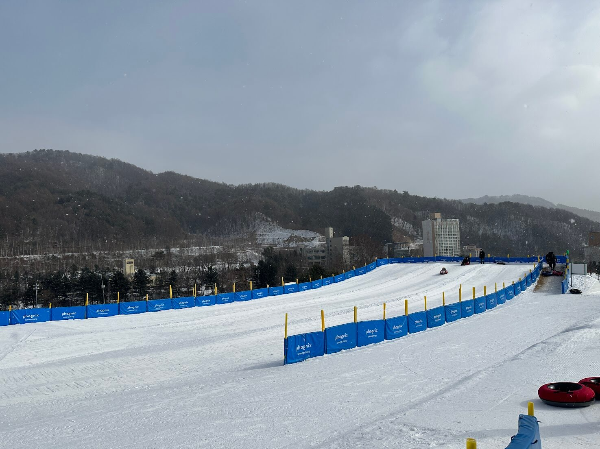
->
[405,300,408,316]
[214,284,217,295]
[281,277,284,286]
[9,305,12,312]
[354,306,357,323]
[285,313,288,339]
[117,292,120,303]
[495,283,497,293]
[146,294,148,301]
[194,283,197,297]
[250,281,253,291]
[503,282,505,288]
[484,285,487,296]
[424,296,427,311]
[86,293,89,306]
[466,438,477,449]
[472,287,475,299]
[383,302,386,320]
[442,292,445,306]
[321,309,325,331]
[170,285,172,299]
[459,286,462,302]
[528,401,534,416]
[296,279,298,285]
[233,283,236,293]
[309,277,312,282]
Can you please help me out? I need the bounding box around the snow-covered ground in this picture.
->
[1,263,599,448]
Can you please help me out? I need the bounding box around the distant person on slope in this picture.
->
[479,249,485,264]
[546,251,556,271]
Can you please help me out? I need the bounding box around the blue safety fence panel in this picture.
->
[514,282,521,296]
[376,258,389,266]
[216,293,234,305]
[322,277,333,286]
[385,315,408,340]
[148,299,172,312]
[344,270,355,280]
[366,262,377,272]
[562,278,569,294]
[556,255,567,263]
[172,297,195,309]
[526,274,532,287]
[87,303,118,318]
[298,282,312,292]
[423,257,436,263]
[252,288,269,299]
[520,279,527,292]
[334,274,345,283]
[51,306,86,321]
[10,308,51,325]
[427,306,445,328]
[497,289,506,304]
[357,320,385,347]
[285,331,325,364]
[234,291,252,302]
[505,285,514,300]
[311,279,323,289]
[0,311,8,326]
[269,286,284,296]
[408,311,427,333]
[445,303,462,322]
[505,414,541,449]
[486,293,497,309]
[196,295,216,307]
[284,284,298,294]
[474,296,486,314]
[119,301,147,315]
[356,266,367,276]
[389,258,401,263]
[325,322,357,354]
[461,300,474,318]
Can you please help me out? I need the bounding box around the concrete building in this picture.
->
[384,242,411,258]
[123,259,135,277]
[422,213,461,257]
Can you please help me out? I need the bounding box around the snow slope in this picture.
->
[1,263,599,448]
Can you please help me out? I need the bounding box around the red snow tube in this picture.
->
[579,377,600,396]
[538,382,595,408]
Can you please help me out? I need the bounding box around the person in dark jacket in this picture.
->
[546,252,556,271]
[479,249,485,264]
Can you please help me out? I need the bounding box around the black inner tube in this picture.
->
[547,382,583,392]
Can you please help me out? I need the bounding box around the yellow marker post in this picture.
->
[146,294,149,302]
[383,303,386,320]
[459,286,462,302]
[194,284,197,297]
[442,292,445,306]
[85,293,89,306]
[117,292,120,303]
[281,277,284,287]
[484,285,487,296]
[405,300,408,316]
[214,284,217,295]
[309,277,312,283]
[296,279,299,285]
[49,302,52,309]
[9,305,12,312]
[170,285,173,299]
[321,309,325,331]
[495,283,497,293]
[424,296,427,311]
[233,283,236,293]
[250,281,253,291]
[472,287,475,299]
[285,313,288,339]
[466,438,477,449]
[503,282,505,288]
[528,401,534,416]
[354,306,357,323]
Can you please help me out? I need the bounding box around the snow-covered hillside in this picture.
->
[1,263,599,448]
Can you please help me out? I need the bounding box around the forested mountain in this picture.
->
[0,150,595,260]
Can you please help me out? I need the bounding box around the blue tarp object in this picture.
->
[119,301,147,315]
[376,258,389,266]
[269,286,284,296]
[334,274,345,283]
[196,295,216,307]
[216,293,234,304]
[298,282,312,292]
[461,300,474,318]
[526,274,532,287]
[385,315,408,339]
[0,311,8,326]
[474,296,486,314]
[445,303,461,322]
[426,306,445,328]
[10,308,51,324]
[252,288,269,299]
[505,285,514,300]
[357,320,385,347]
[87,303,118,318]
[234,291,252,302]
[345,270,355,279]
[497,289,506,304]
[51,306,86,321]
[311,279,323,289]
[322,277,333,286]
[520,279,527,292]
[356,266,367,275]
[408,311,427,333]
[366,262,377,272]
[514,282,522,295]
[172,297,195,309]
[505,414,541,449]
[486,293,497,309]
[147,299,172,312]
[284,284,298,294]
[285,331,325,364]
[325,322,357,354]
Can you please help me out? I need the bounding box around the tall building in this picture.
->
[123,259,135,277]
[422,213,461,257]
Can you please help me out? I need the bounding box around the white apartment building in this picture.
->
[422,213,461,257]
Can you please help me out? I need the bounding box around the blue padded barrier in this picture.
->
[284,284,298,294]
[505,285,514,300]
[520,279,527,292]
[0,311,8,326]
[311,279,323,289]
[51,306,86,321]
[376,258,389,266]
[514,282,522,296]
[10,308,51,324]
[252,288,269,299]
[298,282,312,292]
[344,270,355,280]
[423,257,436,263]
[148,299,172,312]
[356,266,367,276]
[322,277,333,286]
[385,315,408,339]
[556,255,567,263]
[285,331,325,364]
[357,320,385,347]
[172,297,195,309]
[497,289,506,304]
[562,278,569,294]
[426,306,445,328]
[196,295,216,307]
[486,293,497,310]
[505,414,541,449]
[474,296,487,314]
[445,303,461,322]
[526,273,532,287]
[408,311,427,333]
[216,293,234,304]
[119,301,147,315]
[269,286,284,296]
[389,258,402,263]
[461,300,474,318]
[87,303,118,318]
[325,322,357,354]
[234,291,252,302]
[366,262,377,272]
[334,274,345,283]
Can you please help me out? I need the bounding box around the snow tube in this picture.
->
[440,268,448,275]
[569,288,582,294]
[538,382,595,407]
[541,271,553,277]
[579,378,600,396]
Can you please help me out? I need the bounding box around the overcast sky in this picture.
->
[1,1,600,210]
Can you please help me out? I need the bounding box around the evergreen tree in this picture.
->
[132,269,150,298]
[110,270,131,301]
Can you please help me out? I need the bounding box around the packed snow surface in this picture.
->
[1,263,599,448]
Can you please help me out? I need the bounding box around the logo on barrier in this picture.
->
[392,324,403,330]
[335,333,349,342]
[61,312,76,318]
